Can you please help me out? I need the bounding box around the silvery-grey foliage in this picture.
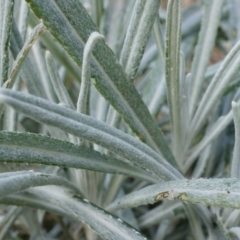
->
[0,0,240,239]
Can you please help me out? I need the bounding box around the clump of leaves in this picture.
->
[1,0,240,239]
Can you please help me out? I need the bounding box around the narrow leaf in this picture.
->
[9,21,46,98]
[185,110,233,172]
[165,0,182,158]
[77,32,104,114]
[0,206,21,240]
[0,0,14,85]
[1,187,149,240]
[191,39,240,140]
[29,13,82,81]
[184,204,205,240]
[120,0,162,80]
[189,0,224,117]
[148,17,166,116]
[25,0,176,165]
[45,50,75,109]
[0,131,156,183]
[107,178,240,211]
[231,101,240,178]
[139,202,183,228]
[4,23,45,89]
[0,170,81,198]
[91,0,104,28]
[181,3,202,38]
[0,90,183,181]
[153,16,165,62]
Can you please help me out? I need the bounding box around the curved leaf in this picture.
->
[0,187,149,240]
[10,21,46,98]
[0,170,81,198]
[77,32,104,114]
[0,89,183,181]
[4,23,46,89]
[0,131,157,183]
[24,0,176,165]
[107,178,240,211]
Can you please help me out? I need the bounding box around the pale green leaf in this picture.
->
[191,39,240,140]
[10,21,46,98]
[120,0,162,80]
[153,16,165,63]
[4,23,45,89]
[165,0,182,158]
[231,101,240,178]
[184,110,233,172]
[77,32,104,114]
[103,0,135,56]
[229,227,240,239]
[90,0,104,28]
[29,13,82,81]
[225,209,240,228]
[0,0,14,85]
[0,186,149,240]
[0,131,156,183]
[24,0,176,165]
[107,178,240,211]
[139,202,183,228]
[148,17,166,117]
[184,204,205,240]
[189,0,224,117]
[45,50,75,109]
[0,90,183,181]
[0,170,81,198]
[0,206,21,240]
[181,3,202,38]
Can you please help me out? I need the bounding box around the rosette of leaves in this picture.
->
[1,0,240,239]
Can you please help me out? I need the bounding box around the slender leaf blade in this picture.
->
[45,50,75,109]
[0,170,81,198]
[24,0,176,165]
[185,110,233,172]
[139,202,183,228]
[107,178,240,211]
[191,39,240,140]
[10,21,46,97]
[120,0,162,80]
[165,0,182,158]
[231,101,240,178]
[0,131,156,182]
[189,0,224,117]
[0,0,14,85]
[0,89,183,181]
[0,206,21,240]
[1,187,149,240]
[4,23,46,89]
